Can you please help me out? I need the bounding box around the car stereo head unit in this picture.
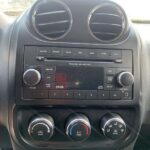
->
[22,46,134,101]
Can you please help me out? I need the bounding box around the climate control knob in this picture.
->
[23,69,41,86]
[117,71,134,87]
[28,114,54,141]
[66,114,91,141]
[100,113,126,140]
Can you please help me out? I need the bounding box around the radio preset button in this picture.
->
[49,90,61,99]
[63,49,75,57]
[49,90,73,99]
[32,90,48,99]
[97,51,110,59]
[38,47,50,56]
[110,50,122,59]
[24,90,48,99]
[88,50,97,58]
[61,91,73,99]
[74,91,86,99]
[98,91,109,100]
[51,49,62,57]
[86,91,97,99]
[110,91,121,100]
[75,50,88,58]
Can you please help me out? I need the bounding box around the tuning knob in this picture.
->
[117,71,134,87]
[66,114,91,141]
[23,69,41,86]
[28,114,54,141]
[100,113,126,140]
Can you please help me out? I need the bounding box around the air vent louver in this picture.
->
[89,3,127,42]
[32,0,72,40]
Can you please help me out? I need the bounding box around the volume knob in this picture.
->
[117,71,134,87]
[23,69,41,86]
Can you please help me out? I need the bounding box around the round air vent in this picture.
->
[89,2,128,42]
[32,0,72,40]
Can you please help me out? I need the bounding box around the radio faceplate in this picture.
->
[22,46,133,101]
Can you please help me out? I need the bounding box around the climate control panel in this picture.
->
[15,107,138,150]
[22,112,128,143]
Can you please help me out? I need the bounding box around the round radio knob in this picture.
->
[28,114,54,141]
[117,71,134,87]
[23,69,41,86]
[66,114,91,141]
[100,113,126,140]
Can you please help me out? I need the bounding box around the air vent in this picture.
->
[32,0,72,40]
[89,3,127,42]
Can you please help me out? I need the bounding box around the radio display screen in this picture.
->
[55,66,104,90]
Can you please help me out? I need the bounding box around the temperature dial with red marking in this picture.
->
[66,114,91,141]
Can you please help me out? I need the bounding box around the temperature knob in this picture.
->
[100,113,126,140]
[66,114,91,141]
[23,69,41,86]
[28,114,54,141]
[117,71,134,87]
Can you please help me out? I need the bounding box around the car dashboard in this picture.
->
[0,0,150,150]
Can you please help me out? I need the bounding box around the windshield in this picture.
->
[0,0,35,17]
[0,0,149,22]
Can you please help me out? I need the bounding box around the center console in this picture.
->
[8,0,142,150]
[12,45,140,150]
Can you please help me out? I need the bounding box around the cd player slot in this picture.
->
[36,56,122,63]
